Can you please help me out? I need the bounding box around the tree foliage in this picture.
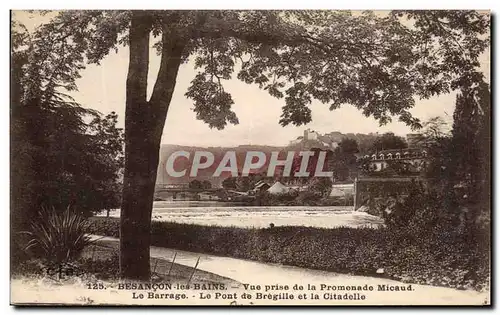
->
[220,172,268,192]
[422,116,450,141]
[338,138,359,154]
[24,10,489,130]
[222,177,237,190]
[450,81,490,214]
[201,180,212,190]
[11,21,124,230]
[308,177,333,198]
[188,179,202,190]
[327,138,360,181]
[13,9,490,279]
[370,132,408,151]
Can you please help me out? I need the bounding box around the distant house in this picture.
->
[253,180,271,193]
[267,181,291,195]
[367,148,428,173]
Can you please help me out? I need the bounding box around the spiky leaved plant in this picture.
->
[23,206,92,264]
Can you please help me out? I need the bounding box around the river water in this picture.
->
[97,201,383,229]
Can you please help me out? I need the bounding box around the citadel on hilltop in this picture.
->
[288,128,382,152]
[288,128,341,149]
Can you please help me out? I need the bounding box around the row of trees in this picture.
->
[422,82,491,224]
[222,174,263,191]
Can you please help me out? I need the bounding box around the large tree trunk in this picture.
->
[120,12,185,280]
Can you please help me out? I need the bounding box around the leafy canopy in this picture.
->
[11,20,124,220]
[371,132,408,151]
[17,10,489,130]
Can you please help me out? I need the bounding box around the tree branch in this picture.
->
[148,23,186,139]
[126,12,152,107]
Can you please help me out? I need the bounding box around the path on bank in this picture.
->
[89,235,488,305]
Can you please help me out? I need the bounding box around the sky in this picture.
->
[14,11,491,147]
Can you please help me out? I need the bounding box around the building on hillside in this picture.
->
[289,129,342,149]
[363,148,428,173]
[358,133,429,174]
[318,134,339,149]
[304,128,319,141]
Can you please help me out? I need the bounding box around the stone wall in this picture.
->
[354,177,425,216]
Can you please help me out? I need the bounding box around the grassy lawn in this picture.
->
[12,236,240,288]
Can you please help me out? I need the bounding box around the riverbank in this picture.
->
[87,217,490,292]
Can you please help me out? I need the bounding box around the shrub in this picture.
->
[21,206,92,264]
[87,217,489,291]
[295,191,322,204]
[383,180,486,239]
[308,177,333,197]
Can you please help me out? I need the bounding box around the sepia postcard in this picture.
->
[10,9,491,306]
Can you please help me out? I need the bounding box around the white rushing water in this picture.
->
[96,201,384,229]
